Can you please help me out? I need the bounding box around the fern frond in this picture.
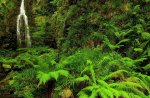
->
[49,72,59,80]
[143,64,150,70]
[37,70,69,86]
[78,91,89,98]
[121,57,135,67]
[117,91,130,98]
[109,82,142,89]
[97,80,109,88]
[127,93,143,98]
[134,58,147,63]
[37,71,51,86]
[89,65,96,83]
[103,70,128,81]
[125,76,150,94]
[103,36,122,50]
[135,73,150,94]
[116,39,130,45]
[90,89,98,98]
[98,87,114,98]
[109,82,145,96]
[75,75,90,83]
[57,70,69,77]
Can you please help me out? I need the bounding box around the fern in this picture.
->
[37,70,69,86]
[75,75,90,83]
[78,79,147,98]
[121,57,135,67]
[103,35,122,50]
[36,71,51,86]
[109,82,145,96]
[143,64,150,70]
[103,70,128,81]
[9,68,37,98]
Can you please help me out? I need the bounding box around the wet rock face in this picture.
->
[0,0,35,49]
[0,0,56,49]
[0,63,6,81]
[0,33,17,50]
[0,2,18,49]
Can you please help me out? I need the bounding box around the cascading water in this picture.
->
[17,0,31,47]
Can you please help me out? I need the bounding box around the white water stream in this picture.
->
[17,0,31,47]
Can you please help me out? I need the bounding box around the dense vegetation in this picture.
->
[0,0,150,98]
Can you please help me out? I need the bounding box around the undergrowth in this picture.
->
[0,47,150,98]
[0,0,150,98]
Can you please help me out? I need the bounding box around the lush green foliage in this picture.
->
[0,0,150,98]
[1,47,150,98]
[0,47,70,97]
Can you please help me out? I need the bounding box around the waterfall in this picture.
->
[17,0,31,47]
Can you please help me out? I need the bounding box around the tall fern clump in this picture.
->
[0,47,69,97]
[47,1,150,97]
[57,48,150,98]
